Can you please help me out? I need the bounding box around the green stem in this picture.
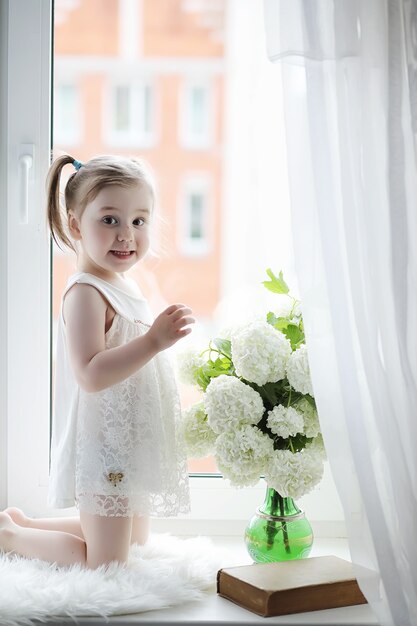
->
[266,490,280,549]
[287,386,292,407]
[265,490,291,555]
[279,495,291,554]
[204,342,230,361]
[289,296,300,317]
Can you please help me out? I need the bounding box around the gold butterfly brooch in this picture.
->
[107,472,124,486]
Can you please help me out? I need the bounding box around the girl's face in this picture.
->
[69,183,153,278]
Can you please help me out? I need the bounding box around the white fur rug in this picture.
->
[0,533,223,626]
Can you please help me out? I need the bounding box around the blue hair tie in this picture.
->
[73,159,83,171]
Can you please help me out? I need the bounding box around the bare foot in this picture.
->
[3,507,28,527]
[0,511,15,528]
[0,511,18,553]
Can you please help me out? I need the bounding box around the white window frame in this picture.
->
[53,81,82,146]
[1,0,52,515]
[178,174,211,256]
[179,77,214,150]
[103,77,157,149]
[0,0,346,537]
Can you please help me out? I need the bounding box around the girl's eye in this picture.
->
[101,216,146,226]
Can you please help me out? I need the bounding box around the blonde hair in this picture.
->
[46,154,156,253]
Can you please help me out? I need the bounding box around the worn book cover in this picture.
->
[217,555,367,617]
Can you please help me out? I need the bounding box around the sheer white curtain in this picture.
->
[263,1,417,625]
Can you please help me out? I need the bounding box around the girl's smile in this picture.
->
[110,250,136,259]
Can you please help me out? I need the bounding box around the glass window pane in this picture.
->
[190,86,206,136]
[53,0,293,479]
[54,84,79,143]
[114,85,131,132]
[143,84,153,134]
[190,193,204,239]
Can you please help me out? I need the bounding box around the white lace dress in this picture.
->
[47,271,191,518]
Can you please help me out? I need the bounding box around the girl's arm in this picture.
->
[63,283,194,393]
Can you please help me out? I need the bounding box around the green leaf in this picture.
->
[283,323,305,350]
[255,411,270,435]
[267,313,291,333]
[211,356,233,374]
[288,434,314,452]
[195,369,212,391]
[262,269,289,294]
[273,437,289,451]
[212,338,232,359]
[260,382,280,406]
[194,352,235,390]
[244,379,289,411]
[303,394,316,410]
[267,312,279,326]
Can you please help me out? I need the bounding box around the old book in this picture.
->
[217,555,367,617]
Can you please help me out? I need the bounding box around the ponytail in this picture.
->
[46,154,77,253]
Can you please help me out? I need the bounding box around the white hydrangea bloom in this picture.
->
[266,405,304,439]
[274,297,302,320]
[215,425,274,488]
[175,345,206,386]
[231,319,292,386]
[286,344,314,396]
[294,397,321,438]
[181,401,217,458]
[265,446,324,499]
[204,375,264,434]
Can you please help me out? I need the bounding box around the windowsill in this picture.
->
[41,536,379,625]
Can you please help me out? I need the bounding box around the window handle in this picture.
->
[19,144,34,224]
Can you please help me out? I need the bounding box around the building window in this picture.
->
[53,83,81,145]
[114,85,131,132]
[105,80,155,148]
[179,80,213,149]
[189,192,205,240]
[180,177,210,255]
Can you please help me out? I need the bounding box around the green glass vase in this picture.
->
[244,485,314,562]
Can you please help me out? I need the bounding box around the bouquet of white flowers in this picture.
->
[177,270,326,500]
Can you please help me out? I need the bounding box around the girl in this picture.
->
[0,154,194,569]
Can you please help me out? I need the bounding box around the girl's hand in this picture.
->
[147,304,195,351]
